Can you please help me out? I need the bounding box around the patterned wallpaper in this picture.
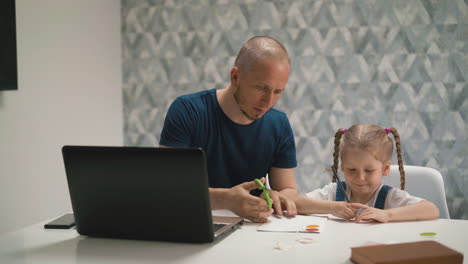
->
[122,0,468,219]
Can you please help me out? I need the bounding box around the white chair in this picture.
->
[382,165,450,219]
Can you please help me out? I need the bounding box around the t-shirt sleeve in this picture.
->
[159,97,193,147]
[305,182,336,201]
[272,114,297,168]
[384,188,424,209]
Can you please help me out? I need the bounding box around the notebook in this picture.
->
[62,146,243,243]
[351,240,463,264]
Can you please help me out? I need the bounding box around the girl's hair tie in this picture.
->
[342,129,347,134]
[385,128,391,134]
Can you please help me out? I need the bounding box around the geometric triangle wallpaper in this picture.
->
[122,0,468,219]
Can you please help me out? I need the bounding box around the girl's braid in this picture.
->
[389,127,405,190]
[332,128,345,182]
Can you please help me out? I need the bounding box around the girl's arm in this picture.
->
[352,200,440,223]
[295,195,357,220]
[384,200,440,222]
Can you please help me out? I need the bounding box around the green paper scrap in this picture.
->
[420,232,437,237]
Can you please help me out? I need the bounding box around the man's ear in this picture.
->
[382,161,391,176]
[230,67,239,87]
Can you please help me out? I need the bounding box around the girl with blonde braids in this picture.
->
[295,124,439,222]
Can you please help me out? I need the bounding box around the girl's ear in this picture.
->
[382,161,391,176]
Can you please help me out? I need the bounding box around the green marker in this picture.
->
[255,178,272,209]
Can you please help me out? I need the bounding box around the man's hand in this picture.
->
[352,203,390,223]
[268,189,297,217]
[225,178,273,223]
[267,167,298,217]
[330,201,358,220]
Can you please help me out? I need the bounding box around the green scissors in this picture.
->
[254,178,272,209]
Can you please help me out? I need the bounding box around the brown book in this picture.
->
[351,240,463,264]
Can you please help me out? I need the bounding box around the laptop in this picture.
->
[62,146,243,243]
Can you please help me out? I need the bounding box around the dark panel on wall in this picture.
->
[0,0,18,91]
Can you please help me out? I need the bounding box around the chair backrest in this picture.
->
[382,165,450,219]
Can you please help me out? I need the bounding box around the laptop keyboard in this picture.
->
[213,223,226,232]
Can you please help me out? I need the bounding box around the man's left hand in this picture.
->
[267,189,297,217]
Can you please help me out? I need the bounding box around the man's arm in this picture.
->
[268,167,298,216]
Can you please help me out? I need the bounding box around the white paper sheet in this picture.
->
[257,215,328,233]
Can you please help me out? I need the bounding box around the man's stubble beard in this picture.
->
[233,85,258,121]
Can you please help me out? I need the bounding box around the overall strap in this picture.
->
[374,185,392,209]
[335,181,347,201]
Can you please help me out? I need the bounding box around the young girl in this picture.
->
[295,124,440,222]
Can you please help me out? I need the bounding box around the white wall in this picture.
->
[0,0,122,234]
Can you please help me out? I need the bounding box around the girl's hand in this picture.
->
[331,201,357,220]
[351,203,390,223]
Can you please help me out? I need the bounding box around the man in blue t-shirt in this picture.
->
[160,36,298,223]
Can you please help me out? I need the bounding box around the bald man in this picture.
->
[160,36,298,223]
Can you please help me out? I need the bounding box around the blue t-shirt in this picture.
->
[160,89,297,188]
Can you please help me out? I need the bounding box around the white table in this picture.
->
[1,214,467,264]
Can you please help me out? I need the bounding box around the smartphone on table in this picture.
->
[44,213,75,229]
